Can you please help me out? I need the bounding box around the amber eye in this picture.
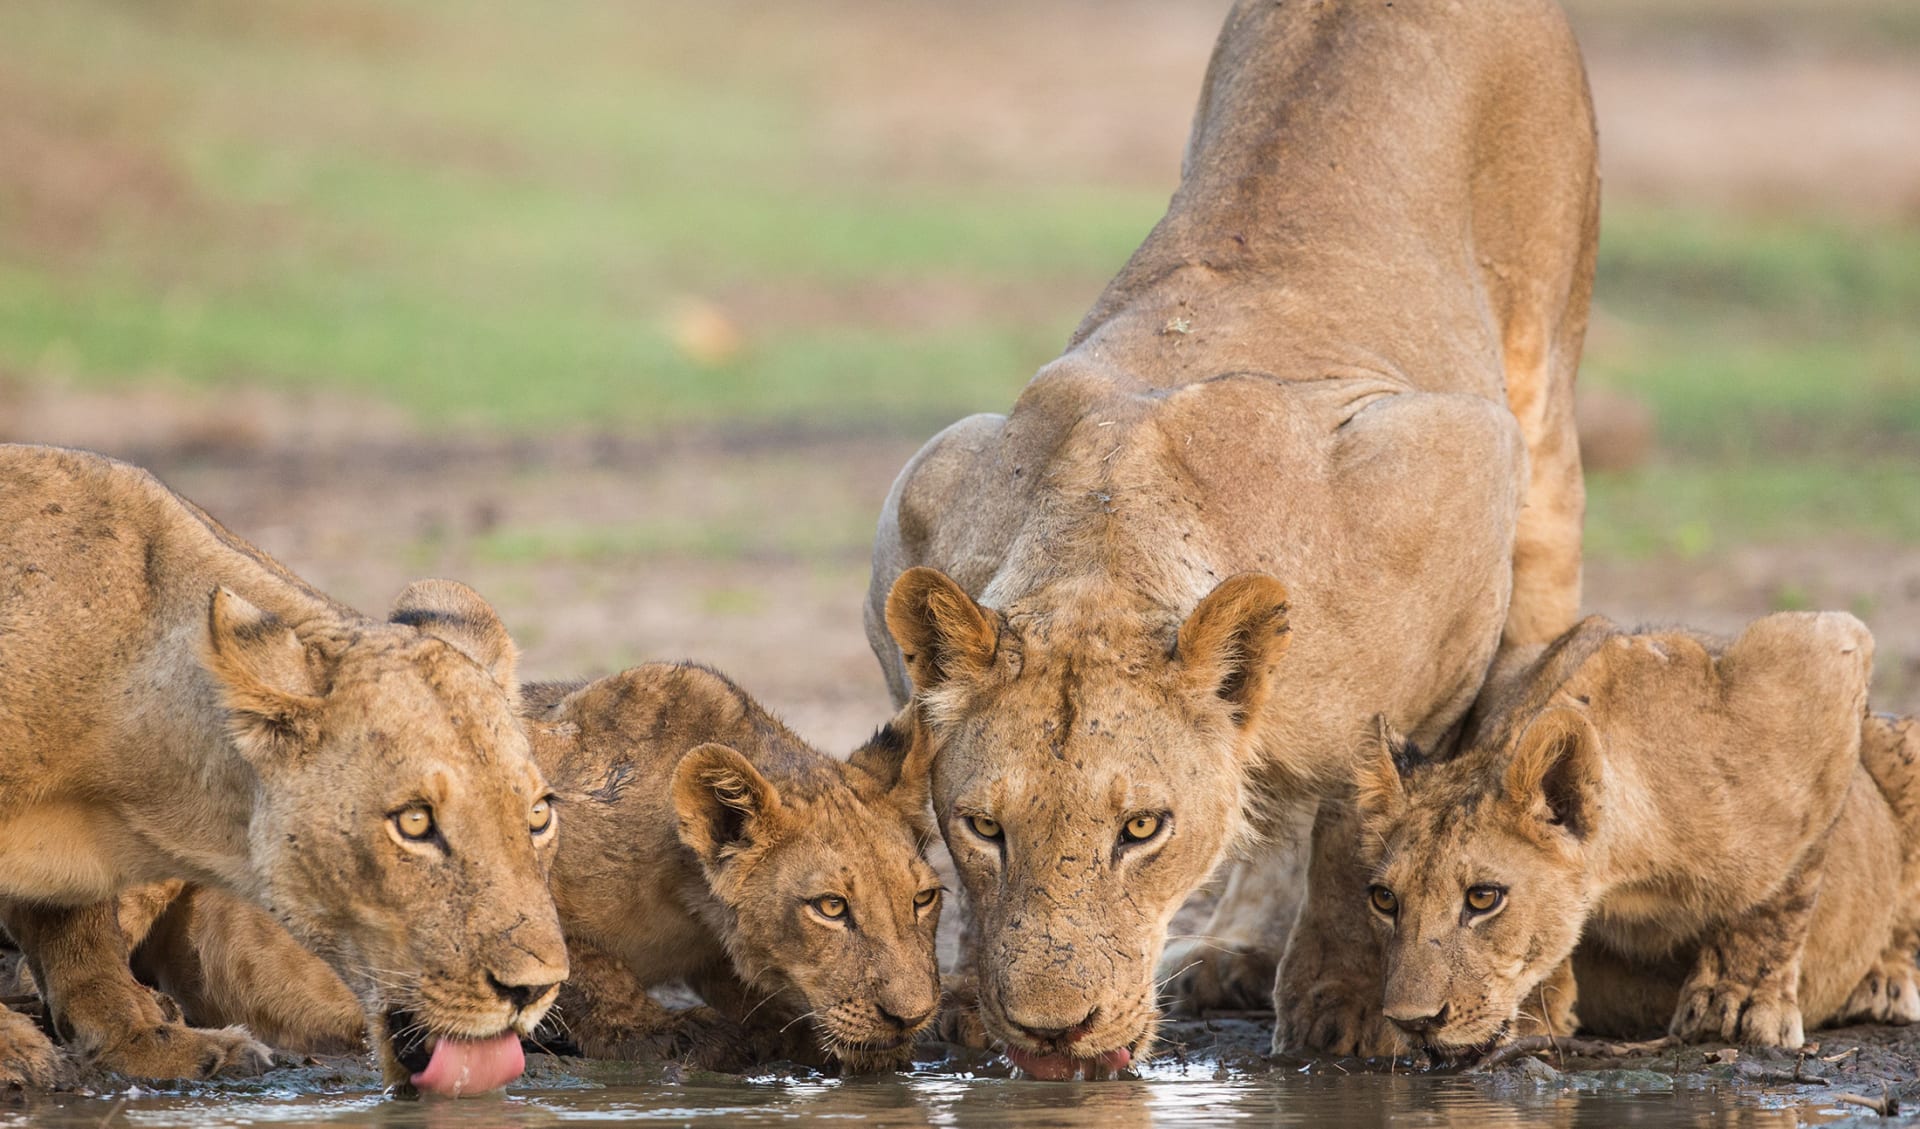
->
[1120,812,1163,843]
[1465,885,1505,914]
[1368,885,1398,916]
[913,888,940,910]
[967,815,1003,841]
[529,797,554,835]
[811,895,849,920]
[392,805,435,842]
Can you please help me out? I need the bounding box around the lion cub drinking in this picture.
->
[117,662,945,1072]
[1352,612,1920,1058]
[0,445,566,1093]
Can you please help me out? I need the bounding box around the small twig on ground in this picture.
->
[1833,1084,1899,1117]
[1465,1034,1677,1073]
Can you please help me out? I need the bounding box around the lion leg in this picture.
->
[0,1004,70,1088]
[1669,846,1822,1048]
[1272,798,1408,1058]
[1159,839,1303,1014]
[130,885,365,1055]
[554,942,751,1072]
[1515,956,1581,1040]
[3,899,272,1080]
[1843,713,1920,1024]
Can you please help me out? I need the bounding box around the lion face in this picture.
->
[674,737,944,1071]
[884,569,1291,1075]
[1355,710,1600,1059]
[204,581,568,1089]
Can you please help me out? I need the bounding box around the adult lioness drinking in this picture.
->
[867,0,1598,1075]
[0,445,566,1094]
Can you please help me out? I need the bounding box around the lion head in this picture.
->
[202,579,568,1093]
[1353,708,1601,1059]
[882,567,1292,1076]
[672,721,944,1071]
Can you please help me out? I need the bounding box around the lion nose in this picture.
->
[1008,1005,1099,1044]
[1385,1000,1451,1036]
[488,971,558,1011]
[879,1004,935,1032]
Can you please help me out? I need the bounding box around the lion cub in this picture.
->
[118,663,945,1072]
[1351,612,1920,1057]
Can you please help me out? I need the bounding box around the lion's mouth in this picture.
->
[1005,1045,1135,1081]
[1423,1018,1514,1064]
[384,1007,526,1097]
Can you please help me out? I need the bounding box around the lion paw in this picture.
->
[1843,956,1920,1025]
[92,1021,273,1081]
[1157,939,1277,1014]
[579,1006,754,1072]
[0,1009,72,1089]
[1671,979,1805,1048]
[1274,990,1406,1059]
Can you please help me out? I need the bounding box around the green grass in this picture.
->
[1,1,1915,555]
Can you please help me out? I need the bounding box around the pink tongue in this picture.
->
[410,1032,526,1097]
[1006,1046,1133,1080]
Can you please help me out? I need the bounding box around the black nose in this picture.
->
[880,1005,935,1032]
[488,973,548,1011]
[1387,1002,1451,1036]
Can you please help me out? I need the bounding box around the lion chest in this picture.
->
[0,802,147,903]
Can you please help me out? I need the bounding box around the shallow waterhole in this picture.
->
[0,1054,1861,1128]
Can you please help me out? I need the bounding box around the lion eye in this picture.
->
[529,797,554,835]
[1465,885,1505,914]
[810,895,849,921]
[967,815,1003,841]
[392,805,436,842]
[913,888,940,910]
[1120,813,1163,844]
[1368,885,1398,916]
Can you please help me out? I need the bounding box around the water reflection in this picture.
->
[0,1063,1854,1128]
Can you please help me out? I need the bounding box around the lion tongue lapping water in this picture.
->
[410,1033,526,1097]
[1005,1047,1133,1081]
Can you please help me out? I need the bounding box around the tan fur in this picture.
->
[1340,613,1912,1058]
[107,663,944,1073]
[0,444,566,1085]
[864,0,1598,1061]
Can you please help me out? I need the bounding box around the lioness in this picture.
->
[0,445,566,1094]
[1351,613,1920,1058]
[866,0,1597,1073]
[106,663,945,1073]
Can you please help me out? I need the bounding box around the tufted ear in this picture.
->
[389,579,517,694]
[673,743,786,866]
[1354,715,1415,826]
[847,710,935,824]
[202,587,326,765]
[1503,707,1603,839]
[885,567,1005,693]
[1175,573,1292,728]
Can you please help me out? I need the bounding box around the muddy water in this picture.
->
[0,1057,1858,1129]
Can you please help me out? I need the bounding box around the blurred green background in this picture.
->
[2,0,1916,731]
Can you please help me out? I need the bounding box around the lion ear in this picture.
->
[1503,707,1603,839]
[389,579,517,695]
[1354,715,1412,825]
[885,568,1006,694]
[673,743,785,866]
[847,711,935,824]
[1175,573,1292,728]
[203,587,326,765]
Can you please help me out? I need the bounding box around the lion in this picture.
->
[103,662,945,1073]
[0,444,567,1094]
[864,0,1598,1074]
[1343,612,1920,1059]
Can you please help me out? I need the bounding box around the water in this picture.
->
[0,1058,1864,1129]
